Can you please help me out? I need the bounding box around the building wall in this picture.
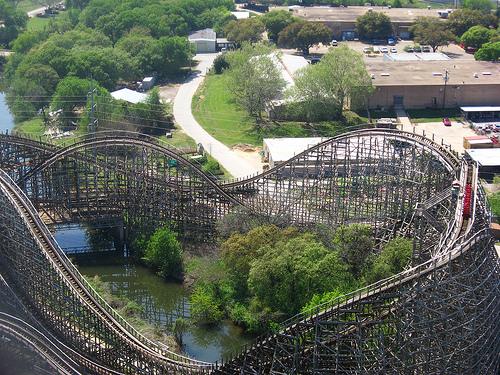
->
[190,39,216,53]
[322,21,413,40]
[368,84,500,109]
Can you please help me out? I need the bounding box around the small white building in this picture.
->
[263,137,327,168]
[111,88,147,104]
[231,11,250,19]
[189,28,216,53]
[140,76,155,91]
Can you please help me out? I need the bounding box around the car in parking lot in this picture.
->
[421,46,431,52]
[388,38,395,46]
[413,46,422,52]
[379,47,389,53]
[442,118,452,127]
[390,47,397,53]
[363,47,372,54]
[331,39,338,46]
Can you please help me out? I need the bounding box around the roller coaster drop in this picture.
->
[0,129,498,374]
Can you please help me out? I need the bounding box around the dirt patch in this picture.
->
[158,83,181,102]
[232,144,261,152]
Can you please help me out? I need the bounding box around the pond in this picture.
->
[0,92,14,133]
[55,224,251,363]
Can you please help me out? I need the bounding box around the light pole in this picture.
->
[442,69,449,109]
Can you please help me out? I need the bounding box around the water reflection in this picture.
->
[0,92,15,133]
[79,263,252,363]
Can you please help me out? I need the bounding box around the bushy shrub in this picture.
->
[190,285,224,325]
[202,158,222,175]
[213,54,229,74]
[142,226,183,279]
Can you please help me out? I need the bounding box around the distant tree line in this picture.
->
[3,0,237,130]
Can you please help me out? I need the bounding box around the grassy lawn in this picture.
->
[13,117,45,138]
[192,73,260,146]
[407,108,462,123]
[193,73,367,146]
[158,128,196,150]
[27,16,52,32]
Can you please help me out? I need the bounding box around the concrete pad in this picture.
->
[399,120,476,154]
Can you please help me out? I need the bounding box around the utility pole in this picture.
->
[442,69,449,109]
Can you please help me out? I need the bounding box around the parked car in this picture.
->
[443,118,452,127]
[390,47,397,53]
[421,46,431,53]
[404,46,414,53]
[363,47,372,54]
[379,47,389,53]
[413,45,422,52]
[309,56,321,64]
[331,39,338,46]
[465,46,478,54]
[388,38,395,46]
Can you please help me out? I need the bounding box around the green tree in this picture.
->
[10,31,48,54]
[363,237,413,284]
[248,234,355,315]
[301,288,346,314]
[190,285,224,324]
[67,47,136,90]
[287,45,373,121]
[392,0,402,8]
[142,226,183,279]
[356,11,393,41]
[0,0,27,47]
[447,9,498,37]
[333,224,374,278]
[226,43,286,119]
[221,225,299,297]
[262,10,296,42]
[278,21,331,54]
[461,25,496,48]
[66,0,91,9]
[474,41,500,61]
[410,17,455,52]
[224,17,265,44]
[462,0,493,12]
[51,76,107,119]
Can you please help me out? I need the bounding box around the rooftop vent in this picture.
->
[482,72,492,75]
[473,73,479,78]
[380,73,390,76]
[432,72,443,76]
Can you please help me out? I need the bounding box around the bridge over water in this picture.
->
[0,129,498,374]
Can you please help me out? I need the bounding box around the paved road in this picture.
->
[173,54,262,179]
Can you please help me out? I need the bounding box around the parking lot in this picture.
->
[308,40,475,61]
[399,120,476,154]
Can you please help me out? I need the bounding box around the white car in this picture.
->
[331,39,338,46]
[379,47,389,54]
[390,47,397,53]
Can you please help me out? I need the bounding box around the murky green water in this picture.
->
[56,225,251,363]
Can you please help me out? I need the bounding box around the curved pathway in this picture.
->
[173,54,262,178]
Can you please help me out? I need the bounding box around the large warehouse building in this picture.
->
[287,6,445,40]
[366,60,500,109]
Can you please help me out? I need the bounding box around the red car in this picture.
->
[443,118,452,126]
